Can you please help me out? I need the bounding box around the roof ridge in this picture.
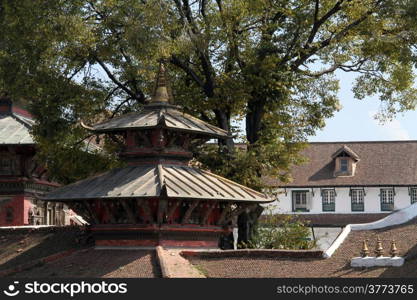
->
[11,112,35,128]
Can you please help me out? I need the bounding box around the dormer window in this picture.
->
[340,159,348,172]
[332,145,360,177]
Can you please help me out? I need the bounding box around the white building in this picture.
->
[268,141,417,225]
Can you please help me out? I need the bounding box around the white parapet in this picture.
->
[323,203,417,259]
[351,203,417,231]
[322,224,351,258]
[351,256,405,267]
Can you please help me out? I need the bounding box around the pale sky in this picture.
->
[308,70,417,142]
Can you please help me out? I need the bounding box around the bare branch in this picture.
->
[72,133,94,147]
[300,58,368,77]
[313,0,320,23]
[170,55,205,89]
[94,56,138,100]
[306,0,345,46]
[111,97,133,118]
[200,0,207,18]
[67,61,87,81]
[292,7,376,70]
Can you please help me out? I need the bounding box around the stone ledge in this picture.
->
[181,249,323,259]
[0,225,86,234]
[351,256,405,267]
[156,246,205,278]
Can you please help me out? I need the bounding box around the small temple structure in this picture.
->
[0,96,69,226]
[44,64,272,248]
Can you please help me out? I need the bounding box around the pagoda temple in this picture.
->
[0,96,69,226]
[44,64,272,248]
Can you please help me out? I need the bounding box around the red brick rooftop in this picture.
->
[187,218,417,278]
[1,220,417,278]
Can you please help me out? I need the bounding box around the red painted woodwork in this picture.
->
[0,100,61,226]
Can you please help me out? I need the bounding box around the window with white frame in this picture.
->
[292,191,309,211]
[411,188,417,204]
[380,189,394,211]
[351,189,364,211]
[322,189,335,211]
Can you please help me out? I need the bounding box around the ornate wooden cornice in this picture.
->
[0,181,55,195]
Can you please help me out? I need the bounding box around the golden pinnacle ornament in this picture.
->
[375,236,384,257]
[361,240,370,257]
[390,240,399,257]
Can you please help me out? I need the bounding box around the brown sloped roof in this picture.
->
[265,141,417,187]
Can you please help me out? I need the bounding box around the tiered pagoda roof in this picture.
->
[44,164,268,202]
[47,63,269,203]
[43,63,271,248]
[0,98,35,145]
[89,103,228,138]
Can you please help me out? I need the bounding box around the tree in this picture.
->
[0,0,416,187]
[242,209,315,250]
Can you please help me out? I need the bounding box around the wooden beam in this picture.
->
[135,199,145,224]
[157,199,168,224]
[181,201,199,225]
[216,203,232,226]
[120,199,137,224]
[141,199,154,223]
[166,200,182,223]
[82,201,100,224]
[102,201,116,223]
[201,201,216,225]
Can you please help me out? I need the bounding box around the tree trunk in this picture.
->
[240,96,266,244]
[245,97,265,144]
[214,108,234,152]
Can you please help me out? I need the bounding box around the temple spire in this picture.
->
[151,62,170,103]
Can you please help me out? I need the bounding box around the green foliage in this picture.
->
[241,208,315,250]
[195,143,308,191]
[0,0,416,186]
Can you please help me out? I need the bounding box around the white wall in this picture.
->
[270,187,414,214]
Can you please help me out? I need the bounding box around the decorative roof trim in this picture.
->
[331,145,360,161]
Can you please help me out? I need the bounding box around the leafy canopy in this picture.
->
[0,0,416,187]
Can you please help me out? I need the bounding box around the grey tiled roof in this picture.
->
[90,103,229,138]
[0,105,102,152]
[264,141,417,187]
[0,114,35,145]
[44,164,271,202]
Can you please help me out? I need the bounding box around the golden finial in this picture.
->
[374,236,384,257]
[360,240,370,257]
[150,62,170,103]
[390,240,399,257]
